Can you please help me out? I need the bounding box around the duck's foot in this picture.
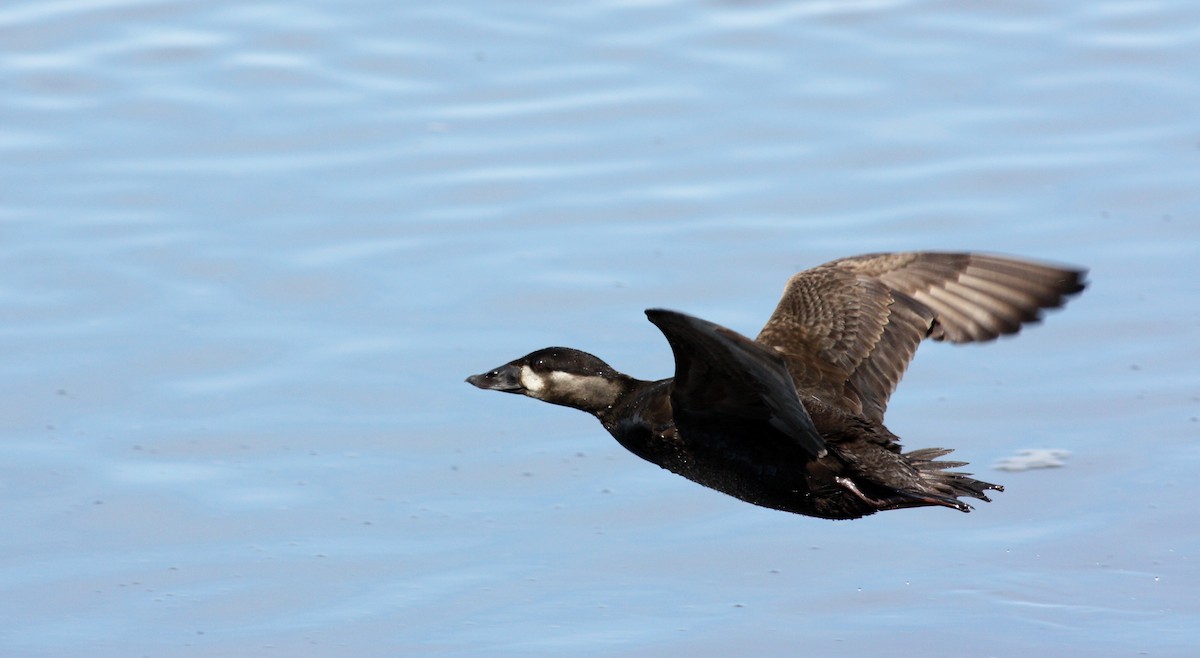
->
[835,476,889,508]
[837,476,973,513]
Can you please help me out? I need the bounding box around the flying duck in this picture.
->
[467,251,1086,520]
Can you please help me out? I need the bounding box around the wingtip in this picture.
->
[1070,268,1089,295]
[645,309,735,342]
[644,308,688,329]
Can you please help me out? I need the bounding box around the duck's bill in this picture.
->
[466,363,524,392]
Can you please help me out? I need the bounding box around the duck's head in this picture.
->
[466,347,630,414]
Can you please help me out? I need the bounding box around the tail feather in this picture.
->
[905,447,1003,509]
[838,446,1005,514]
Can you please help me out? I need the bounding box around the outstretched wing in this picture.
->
[755,252,1087,423]
[646,309,827,459]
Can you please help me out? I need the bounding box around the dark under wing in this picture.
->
[645,308,826,460]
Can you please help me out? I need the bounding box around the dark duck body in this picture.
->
[467,252,1086,520]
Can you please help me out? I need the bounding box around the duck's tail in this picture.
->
[899,447,1003,513]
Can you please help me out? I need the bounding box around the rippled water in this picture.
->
[2,0,1198,655]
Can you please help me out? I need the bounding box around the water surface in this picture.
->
[2,0,1198,655]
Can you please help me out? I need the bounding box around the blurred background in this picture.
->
[2,0,1198,655]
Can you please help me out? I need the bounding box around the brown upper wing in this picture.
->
[755,252,1087,423]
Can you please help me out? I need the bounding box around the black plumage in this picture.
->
[467,251,1086,520]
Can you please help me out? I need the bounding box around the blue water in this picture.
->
[2,0,1198,655]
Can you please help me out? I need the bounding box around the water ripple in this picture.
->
[2,0,1199,655]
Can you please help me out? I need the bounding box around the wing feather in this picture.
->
[646,309,827,459]
[756,252,1086,422]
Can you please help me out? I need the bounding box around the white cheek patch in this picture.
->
[549,371,619,402]
[519,365,546,392]
[549,371,582,388]
[548,371,591,398]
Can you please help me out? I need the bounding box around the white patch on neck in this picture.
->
[520,366,622,409]
[519,365,546,392]
[548,370,587,392]
[550,371,620,405]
